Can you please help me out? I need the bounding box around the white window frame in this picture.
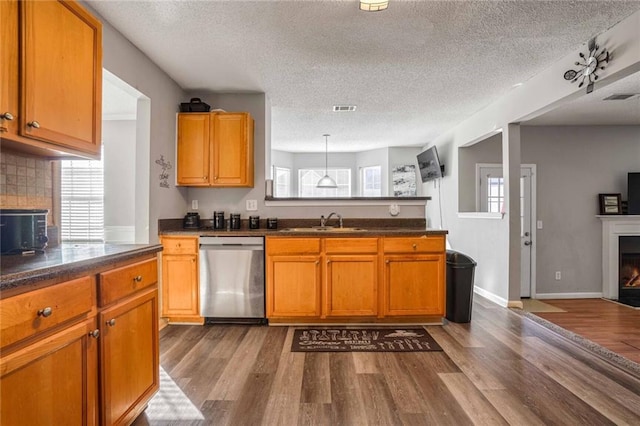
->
[273,166,291,198]
[60,154,104,242]
[360,165,382,197]
[298,168,351,198]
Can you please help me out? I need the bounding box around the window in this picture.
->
[360,165,381,196]
[298,168,351,197]
[273,166,291,197]
[61,155,104,242]
[487,176,504,213]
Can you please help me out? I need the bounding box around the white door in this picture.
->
[477,164,536,297]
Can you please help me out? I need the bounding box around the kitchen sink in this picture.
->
[279,226,367,232]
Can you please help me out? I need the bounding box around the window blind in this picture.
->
[61,158,104,242]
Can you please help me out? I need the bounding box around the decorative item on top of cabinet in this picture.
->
[0,0,102,159]
[177,112,254,187]
[160,236,203,324]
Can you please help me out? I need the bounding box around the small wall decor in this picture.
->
[392,165,417,196]
[155,155,172,188]
[563,37,609,94]
[599,193,622,215]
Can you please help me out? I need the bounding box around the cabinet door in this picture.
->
[100,287,159,426]
[177,113,210,185]
[22,0,102,156]
[0,0,19,137]
[324,254,378,317]
[267,255,321,318]
[162,254,200,321]
[211,113,254,187]
[0,317,98,425]
[383,254,445,316]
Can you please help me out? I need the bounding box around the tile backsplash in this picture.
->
[0,151,54,224]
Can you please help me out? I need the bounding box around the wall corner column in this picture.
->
[503,123,522,302]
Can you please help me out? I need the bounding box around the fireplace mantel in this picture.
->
[599,215,640,299]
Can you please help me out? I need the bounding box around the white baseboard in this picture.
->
[474,286,509,307]
[104,226,135,244]
[535,292,603,299]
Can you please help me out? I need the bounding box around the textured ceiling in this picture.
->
[88,0,640,152]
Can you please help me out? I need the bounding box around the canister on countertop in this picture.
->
[230,213,241,229]
[249,216,260,229]
[267,218,278,229]
[213,211,225,230]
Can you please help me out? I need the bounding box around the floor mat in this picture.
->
[291,327,443,352]
[521,299,567,313]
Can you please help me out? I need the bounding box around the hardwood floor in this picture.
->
[133,295,640,425]
[531,298,640,364]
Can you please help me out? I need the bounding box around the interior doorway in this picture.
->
[476,163,537,298]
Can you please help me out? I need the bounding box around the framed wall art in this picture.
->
[598,193,622,215]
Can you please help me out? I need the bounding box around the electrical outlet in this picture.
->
[555,271,561,280]
[191,200,198,210]
[389,204,400,216]
[246,199,258,211]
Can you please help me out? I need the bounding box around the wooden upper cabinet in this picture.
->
[177,113,210,185]
[0,0,20,138]
[0,0,102,158]
[177,112,254,187]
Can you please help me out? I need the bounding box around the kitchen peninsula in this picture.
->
[159,218,448,325]
[0,243,162,425]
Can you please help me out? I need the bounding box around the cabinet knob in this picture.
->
[88,329,100,339]
[107,318,116,327]
[1,112,14,121]
[327,260,331,264]
[37,307,53,317]
[386,260,390,264]
[27,120,40,129]
[412,244,417,250]
[315,260,320,265]
[133,275,143,283]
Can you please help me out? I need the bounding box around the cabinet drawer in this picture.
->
[383,236,445,253]
[98,258,158,306]
[325,238,378,254]
[267,237,320,254]
[161,236,198,254]
[0,276,94,349]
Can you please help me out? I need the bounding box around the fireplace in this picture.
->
[619,236,640,306]
[599,216,640,300]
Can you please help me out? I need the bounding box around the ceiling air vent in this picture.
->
[333,105,357,112]
[602,94,638,101]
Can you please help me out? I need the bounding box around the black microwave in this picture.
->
[0,209,49,254]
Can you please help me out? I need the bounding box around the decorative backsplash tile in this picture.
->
[0,151,54,223]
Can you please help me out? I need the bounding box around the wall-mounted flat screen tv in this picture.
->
[417,146,444,182]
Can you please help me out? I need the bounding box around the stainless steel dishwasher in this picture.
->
[199,236,266,324]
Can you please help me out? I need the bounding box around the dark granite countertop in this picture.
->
[159,218,448,237]
[0,243,163,292]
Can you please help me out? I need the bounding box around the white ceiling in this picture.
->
[88,0,640,152]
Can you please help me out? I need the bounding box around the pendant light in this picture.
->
[317,134,337,188]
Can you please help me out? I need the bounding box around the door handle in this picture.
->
[524,241,532,246]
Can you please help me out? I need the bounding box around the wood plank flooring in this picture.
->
[532,298,640,363]
[133,296,640,425]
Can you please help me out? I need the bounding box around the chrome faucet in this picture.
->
[320,212,343,228]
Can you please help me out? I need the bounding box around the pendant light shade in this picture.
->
[317,134,337,188]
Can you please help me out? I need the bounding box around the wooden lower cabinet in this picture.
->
[268,254,322,317]
[383,254,445,316]
[324,254,378,317]
[266,235,446,323]
[160,236,201,323]
[0,317,99,425]
[99,287,159,425]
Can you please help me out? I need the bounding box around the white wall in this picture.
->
[88,4,188,244]
[522,125,640,295]
[425,10,640,305]
[103,120,136,242]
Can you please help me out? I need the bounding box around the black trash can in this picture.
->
[446,250,477,323]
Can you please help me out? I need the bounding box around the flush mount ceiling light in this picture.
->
[359,0,388,12]
[317,134,338,188]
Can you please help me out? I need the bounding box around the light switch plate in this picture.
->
[191,200,198,210]
[537,220,543,229]
[246,199,258,211]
